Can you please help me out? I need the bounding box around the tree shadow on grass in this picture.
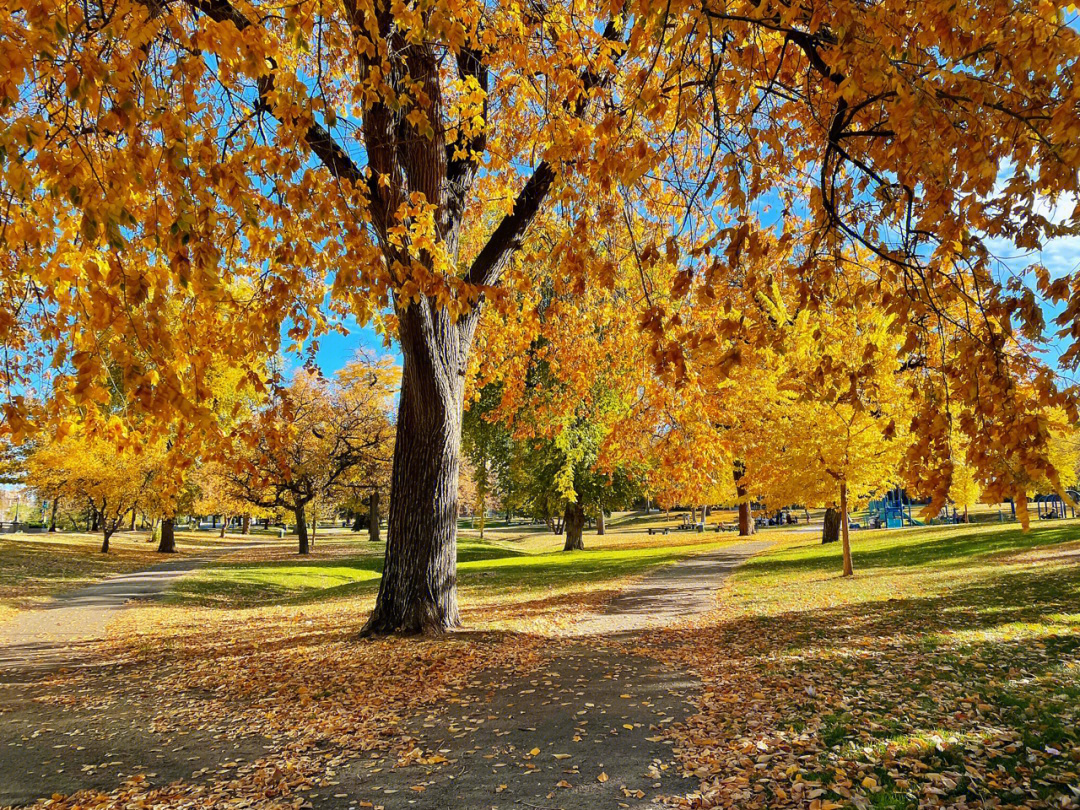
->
[743,521,1080,579]
[669,557,1080,808]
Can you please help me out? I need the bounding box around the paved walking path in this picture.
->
[326,539,772,810]
[0,542,263,678]
[570,539,774,636]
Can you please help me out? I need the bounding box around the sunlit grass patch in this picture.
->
[166,532,747,618]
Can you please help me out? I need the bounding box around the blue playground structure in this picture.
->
[867,488,915,528]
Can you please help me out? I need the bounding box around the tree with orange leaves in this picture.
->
[5,0,1080,631]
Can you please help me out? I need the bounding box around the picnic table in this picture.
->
[647,526,670,536]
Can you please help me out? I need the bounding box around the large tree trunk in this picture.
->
[734,464,755,536]
[158,516,176,553]
[596,503,606,536]
[49,498,59,532]
[242,515,251,534]
[840,482,853,576]
[368,488,381,543]
[295,505,309,555]
[563,500,586,551]
[362,326,463,636]
[822,507,841,544]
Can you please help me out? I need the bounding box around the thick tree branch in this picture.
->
[181,0,365,186]
[463,12,630,291]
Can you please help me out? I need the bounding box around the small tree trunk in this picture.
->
[738,501,754,535]
[734,464,755,536]
[49,498,59,532]
[242,515,251,534]
[211,514,217,528]
[352,511,363,532]
[130,509,137,531]
[563,500,586,551]
[368,488,381,543]
[101,526,113,553]
[596,503,606,536]
[219,516,227,538]
[91,509,100,532]
[295,505,309,555]
[963,505,969,523]
[840,482,853,577]
[822,507,841,543]
[158,517,176,553]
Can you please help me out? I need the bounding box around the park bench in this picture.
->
[647,526,670,536]
[714,522,737,532]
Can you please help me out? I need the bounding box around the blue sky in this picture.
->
[284,315,399,377]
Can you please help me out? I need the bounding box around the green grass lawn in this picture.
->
[165,529,748,609]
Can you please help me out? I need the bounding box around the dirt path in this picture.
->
[0,542,264,679]
[317,539,772,810]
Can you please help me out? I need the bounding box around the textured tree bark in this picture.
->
[563,500,586,551]
[822,507,841,543]
[368,488,381,543]
[49,498,58,532]
[130,509,137,531]
[295,506,309,555]
[734,464,755,536]
[242,515,250,534]
[158,516,176,553]
[219,516,227,538]
[362,324,463,635]
[101,527,113,553]
[840,482,853,576]
[596,504,606,536]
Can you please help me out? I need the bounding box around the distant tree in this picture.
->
[26,433,164,552]
[227,357,396,554]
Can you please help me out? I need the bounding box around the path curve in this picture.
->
[569,538,773,636]
[0,541,264,679]
[330,539,773,810]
